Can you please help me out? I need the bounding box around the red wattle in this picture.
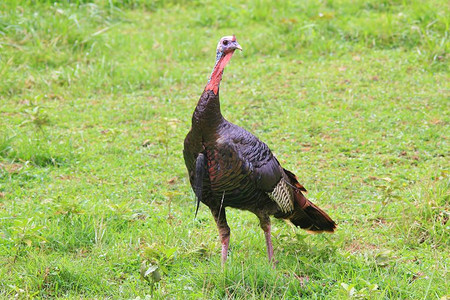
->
[205,51,235,95]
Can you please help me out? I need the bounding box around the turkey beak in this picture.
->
[233,42,242,51]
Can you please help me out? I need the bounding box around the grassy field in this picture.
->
[0,0,448,298]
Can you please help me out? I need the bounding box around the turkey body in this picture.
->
[185,109,281,215]
[183,36,336,264]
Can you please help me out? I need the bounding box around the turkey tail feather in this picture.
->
[282,169,336,232]
[289,192,336,232]
[194,153,206,218]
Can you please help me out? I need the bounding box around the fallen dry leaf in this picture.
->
[142,139,151,147]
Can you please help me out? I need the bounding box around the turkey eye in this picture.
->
[223,40,229,46]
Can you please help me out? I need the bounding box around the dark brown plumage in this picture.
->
[183,35,336,264]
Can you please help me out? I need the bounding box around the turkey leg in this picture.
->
[258,214,275,264]
[264,225,274,262]
[210,206,230,264]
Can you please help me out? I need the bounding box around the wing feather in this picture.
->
[207,124,283,194]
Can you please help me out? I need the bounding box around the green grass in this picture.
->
[0,0,448,298]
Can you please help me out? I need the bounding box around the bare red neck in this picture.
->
[204,50,235,95]
[192,49,235,132]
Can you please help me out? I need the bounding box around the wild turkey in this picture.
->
[183,35,336,264]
